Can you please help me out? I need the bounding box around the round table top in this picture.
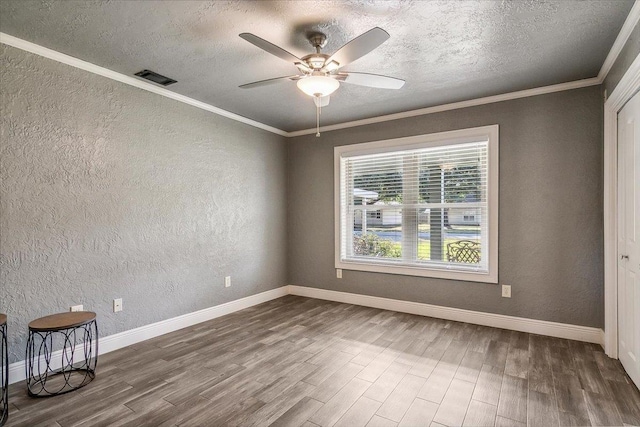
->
[29,311,96,332]
[0,314,6,326]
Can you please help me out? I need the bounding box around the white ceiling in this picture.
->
[0,0,634,132]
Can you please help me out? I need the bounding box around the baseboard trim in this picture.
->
[287,285,604,346]
[8,286,288,384]
[8,284,605,384]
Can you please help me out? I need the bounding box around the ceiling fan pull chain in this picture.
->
[316,100,321,137]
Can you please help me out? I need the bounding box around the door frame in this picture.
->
[604,53,640,358]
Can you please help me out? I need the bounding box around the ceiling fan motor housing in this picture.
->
[307,32,328,50]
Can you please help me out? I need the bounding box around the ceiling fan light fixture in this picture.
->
[239,27,403,137]
[297,75,340,97]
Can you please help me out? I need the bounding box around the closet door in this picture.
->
[617,90,640,388]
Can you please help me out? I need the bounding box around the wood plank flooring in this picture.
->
[6,295,640,426]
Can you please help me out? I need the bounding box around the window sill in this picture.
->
[335,259,498,284]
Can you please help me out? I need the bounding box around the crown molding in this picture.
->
[289,0,639,138]
[0,32,288,137]
[2,0,636,141]
[598,0,640,82]
[287,77,601,137]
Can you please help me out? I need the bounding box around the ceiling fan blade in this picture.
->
[239,33,302,64]
[326,27,390,68]
[313,95,330,107]
[340,72,405,89]
[239,75,300,89]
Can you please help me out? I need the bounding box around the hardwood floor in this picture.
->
[7,295,640,426]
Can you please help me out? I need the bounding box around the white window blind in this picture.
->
[335,126,498,283]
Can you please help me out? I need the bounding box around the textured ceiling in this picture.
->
[0,0,634,132]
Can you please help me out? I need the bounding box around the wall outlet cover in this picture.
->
[113,298,123,312]
[336,269,342,279]
[502,285,512,298]
[225,276,231,288]
[70,305,83,312]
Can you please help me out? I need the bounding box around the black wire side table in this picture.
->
[26,312,98,397]
[1,314,7,426]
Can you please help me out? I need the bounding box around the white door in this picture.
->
[618,90,640,388]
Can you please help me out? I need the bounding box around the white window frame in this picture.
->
[334,125,499,283]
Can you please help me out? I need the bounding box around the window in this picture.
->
[335,125,498,283]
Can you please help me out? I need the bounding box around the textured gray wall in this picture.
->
[0,45,287,363]
[288,86,604,328]
[604,19,640,96]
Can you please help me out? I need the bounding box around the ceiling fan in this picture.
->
[238,27,405,136]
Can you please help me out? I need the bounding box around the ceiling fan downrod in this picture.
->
[307,32,327,54]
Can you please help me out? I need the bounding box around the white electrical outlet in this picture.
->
[225,276,231,288]
[113,298,123,312]
[70,305,83,312]
[501,285,512,298]
[336,269,342,279]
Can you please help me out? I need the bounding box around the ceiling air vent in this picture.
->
[134,69,177,86]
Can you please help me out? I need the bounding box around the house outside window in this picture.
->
[335,125,498,283]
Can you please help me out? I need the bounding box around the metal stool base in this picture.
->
[26,319,98,397]
[1,318,7,426]
[26,368,96,398]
